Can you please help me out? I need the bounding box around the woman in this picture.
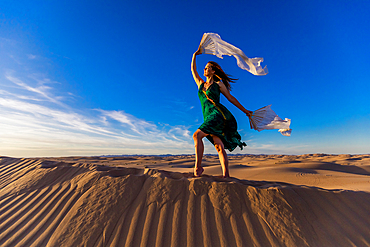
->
[191,48,252,178]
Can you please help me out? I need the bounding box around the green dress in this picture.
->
[198,82,247,152]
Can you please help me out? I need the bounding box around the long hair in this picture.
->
[208,61,238,91]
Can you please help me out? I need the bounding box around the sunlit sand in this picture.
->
[1,154,370,246]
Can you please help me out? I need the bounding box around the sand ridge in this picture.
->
[1,155,370,246]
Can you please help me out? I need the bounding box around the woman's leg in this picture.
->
[192,129,208,176]
[212,136,229,178]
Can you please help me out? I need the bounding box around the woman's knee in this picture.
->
[193,130,206,141]
[214,143,224,153]
[192,131,199,141]
[212,136,224,153]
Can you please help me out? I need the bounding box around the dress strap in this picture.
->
[202,90,227,121]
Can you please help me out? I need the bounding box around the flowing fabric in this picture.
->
[249,105,292,136]
[198,83,246,152]
[199,33,268,76]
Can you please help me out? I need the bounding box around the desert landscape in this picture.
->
[1,154,370,246]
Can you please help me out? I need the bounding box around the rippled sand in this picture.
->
[1,154,370,246]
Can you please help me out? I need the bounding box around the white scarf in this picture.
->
[199,33,268,76]
[250,105,292,136]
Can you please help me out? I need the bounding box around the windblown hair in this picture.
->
[208,61,238,91]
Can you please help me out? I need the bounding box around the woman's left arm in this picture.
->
[217,81,253,117]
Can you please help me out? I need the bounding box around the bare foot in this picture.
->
[194,167,204,177]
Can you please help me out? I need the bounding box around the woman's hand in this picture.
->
[245,110,253,118]
[194,46,202,56]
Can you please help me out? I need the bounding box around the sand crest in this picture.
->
[1,155,370,246]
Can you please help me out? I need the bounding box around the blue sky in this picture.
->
[1,0,369,157]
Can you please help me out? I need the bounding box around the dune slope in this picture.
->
[1,157,370,247]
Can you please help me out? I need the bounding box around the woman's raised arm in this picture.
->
[191,49,203,88]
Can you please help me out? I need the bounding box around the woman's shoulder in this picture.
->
[197,79,205,89]
[215,80,231,95]
[215,80,225,88]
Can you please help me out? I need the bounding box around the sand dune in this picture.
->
[1,155,370,246]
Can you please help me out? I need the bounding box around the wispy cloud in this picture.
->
[0,72,194,157]
[99,109,157,135]
[98,109,192,144]
[27,54,37,59]
[5,71,63,105]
